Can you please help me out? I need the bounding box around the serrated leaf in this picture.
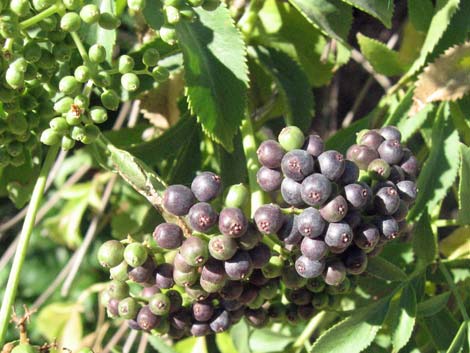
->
[412,42,470,114]
[249,329,295,353]
[413,213,437,268]
[288,0,352,46]
[417,292,450,317]
[446,322,468,353]
[309,297,390,353]
[253,46,314,131]
[408,103,460,220]
[397,103,434,143]
[175,5,249,151]
[407,0,434,32]
[457,143,470,224]
[440,227,470,259]
[366,256,407,282]
[340,0,393,28]
[407,0,460,76]
[391,285,417,353]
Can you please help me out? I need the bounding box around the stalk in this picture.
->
[0,145,60,345]
[20,3,62,30]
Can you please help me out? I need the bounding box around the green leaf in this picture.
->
[422,308,460,352]
[175,5,249,151]
[440,227,470,260]
[417,292,450,317]
[408,103,460,220]
[384,88,414,126]
[288,0,352,46]
[390,285,417,352]
[446,322,468,353]
[407,0,460,76]
[397,104,434,143]
[407,0,434,32]
[147,336,178,353]
[357,33,407,76]
[253,46,314,131]
[174,337,198,353]
[249,328,295,353]
[309,297,390,353]
[216,332,239,353]
[366,256,407,282]
[340,0,393,28]
[413,213,437,268]
[218,130,248,188]
[142,0,164,30]
[457,144,470,224]
[230,320,251,353]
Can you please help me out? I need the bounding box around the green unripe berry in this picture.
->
[127,0,146,11]
[225,183,248,208]
[40,128,61,145]
[118,297,139,319]
[142,48,160,67]
[165,6,180,24]
[10,0,30,17]
[24,64,38,81]
[59,76,80,95]
[23,42,42,63]
[74,94,89,109]
[10,153,26,167]
[6,66,24,89]
[16,130,31,143]
[89,44,106,63]
[32,0,55,11]
[11,343,37,353]
[74,65,91,83]
[19,95,38,111]
[201,0,220,11]
[54,97,73,114]
[0,15,20,38]
[163,0,182,6]
[180,7,196,21]
[61,135,75,150]
[0,150,11,167]
[4,101,20,114]
[159,25,177,45]
[93,71,112,88]
[149,293,170,315]
[121,72,140,92]
[77,349,94,353]
[110,261,128,281]
[71,125,86,141]
[60,12,81,32]
[80,124,100,144]
[151,66,169,82]
[48,29,68,43]
[107,280,129,300]
[25,133,38,149]
[261,256,283,278]
[90,106,108,124]
[37,50,55,69]
[63,0,82,10]
[124,243,147,267]
[7,141,23,157]
[52,43,72,61]
[101,89,120,111]
[0,87,16,103]
[50,117,69,134]
[118,55,135,74]
[278,126,305,151]
[98,12,121,30]
[7,115,28,135]
[98,240,125,268]
[80,4,100,24]
[187,0,204,6]
[66,111,83,126]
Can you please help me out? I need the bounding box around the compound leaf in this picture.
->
[390,285,417,352]
[407,0,434,32]
[175,5,249,151]
[417,292,450,317]
[366,256,407,282]
[340,0,394,28]
[457,143,470,224]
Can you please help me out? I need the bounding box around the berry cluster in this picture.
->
[256,126,418,282]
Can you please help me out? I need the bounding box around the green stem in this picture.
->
[439,262,470,322]
[20,4,61,30]
[291,311,328,352]
[240,117,264,217]
[434,219,459,227]
[70,32,90,63]
[0,145,60,346]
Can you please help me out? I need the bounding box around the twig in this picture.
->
[350,49,391,90]
[102,322,128,353]
[122,329,138,353]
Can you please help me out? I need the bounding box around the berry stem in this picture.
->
[0,145,60,346]
[70,32,90,64]
[19,3,61,30]
[291,311,328,352]
[240,117,264,217]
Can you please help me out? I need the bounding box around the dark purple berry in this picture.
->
[173,252,194,273]
[201,258,226,284]
[343,210,362,230]
[338,160,359,185]
[257,167,283,192]
[222,298,244,311]
[167,290,183,313]
[220,281,244,300]
[312,293,329,309]
[254,204,283,234]
[249,243,271,269]
[396,180,418,203]
[128,260,153,283]
[127,319,141,330]
[320,195,348,222]
[324,222,353,249]
[107,298,119,317]
[346,144,379,170]
[344,183,370,209]
[153,223,183,249]
[367,158,391,179]
[224,251,253,280]
[268,303,286,321]
[170,309,191,330]
[137,306,160,331]
[375,216,399,241]
[343,247,368,275]
[295,256,325,278]
[239,284,259,305]
[163,185,196,216]
[303,134,324,157]
[281,267,307,289]
[286,288,312,305]
[210,310,231,332]
[185,284,210,301]
[245,308,268,327]
[278,215,302,245]
[379,126,401,141]
[400,150,419,178]
[141,285,160,299]
[300,237,328,261]
[180,236,209,266]
[188,202,218,232]
[301,173,332,206]
[257,140,285,168]
[191,322,211,336]
[168,325,185,339]
[378,139,404,165]
[192,300,214,322]
[219,207,248,237]
[359,130,385,149]
[374,186,400,215]
[237,224,262,250]
[281,149,314,181]
[297,207,325,238]
[209,235,238,260]
[389,165,405,183]
[297,305,315,321]
[354,224,379,252]
[323,260,346,286]
[191,171,221,202]
[392,200,409,222]
[249,269,270,286]
[281,177,304,207]
[306,277,325,293]
[318,150,345,180]
[155,263,174,289]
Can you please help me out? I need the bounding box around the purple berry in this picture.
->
[191,171,222,202]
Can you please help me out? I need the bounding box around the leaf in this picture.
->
[249,329,295,353]
[407,0,434,32]
[422,308,460,352]
[175,5,249,151]
[408,103,460,220]
[142,0,164,30]
[417,292,450,317]
[390,285,417,352]
[340,0,393,28]
[357,33,407,76]
[446,322,468,353]
[457,143,470,224]
[412,42,470,115]
[174,337,197,353]
[288,0,352,46]
[440,227,470,259]
[384,88,414,126]
[397,103,434,143]
[406,0,460,76]
[309,297,390,353]
[413,213,437,268]
[216,332,239,353]
[230,320,251,353]
[218,130,248,188]
[366,256,407,282]
[253,46,314,131]
[147,336,178,353]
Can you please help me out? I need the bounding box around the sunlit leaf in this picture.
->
[340,0,394,28]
